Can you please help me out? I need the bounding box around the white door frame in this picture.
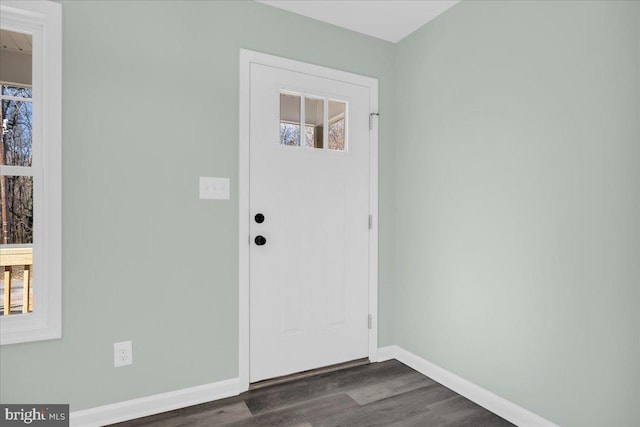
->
[238,49,379,391]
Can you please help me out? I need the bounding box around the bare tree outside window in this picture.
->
[280,122,300,146]
[328,118,345,151]
[1,84,34,315]
[1,85,33,245]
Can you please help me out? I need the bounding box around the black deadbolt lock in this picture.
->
[255,213,265,223]
[255,235,267,246]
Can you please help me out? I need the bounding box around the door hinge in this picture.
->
[368,314,372,329]
[368,214,373,230]
[369,113,379,130]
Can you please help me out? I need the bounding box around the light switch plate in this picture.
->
[199,177,230,200]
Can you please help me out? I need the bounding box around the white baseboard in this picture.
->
[386,345,558,427]
[69,377,241,427]
[375,345,397,362]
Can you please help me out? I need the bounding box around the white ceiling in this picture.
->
[0,29,32,53]
[258,0,459,43]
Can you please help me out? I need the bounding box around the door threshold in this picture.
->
[250,357,370,390]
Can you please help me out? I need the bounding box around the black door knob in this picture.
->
[254,235,267,246]
[255,213,265,223]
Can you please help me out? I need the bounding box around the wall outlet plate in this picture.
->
[114,341,133,367]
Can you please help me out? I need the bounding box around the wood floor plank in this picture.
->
[244,360,414,415]
[186,401,253,426]
[386,396,514,427]
[108,360,515,427]
[110,396,248,427]
[429,395,492,422]
[424,395,514,427]
[446,411,514,427]
[225,394,359,427]
[443,408,515,427]
[316,383,459,427]
[386,411,449,427]
[112,401,252,427]
[347,371,435,405]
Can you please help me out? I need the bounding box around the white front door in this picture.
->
[249,63,371,382]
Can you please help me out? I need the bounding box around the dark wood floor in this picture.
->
[111,360,514,427]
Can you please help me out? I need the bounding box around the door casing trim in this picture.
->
[238,49,379,391]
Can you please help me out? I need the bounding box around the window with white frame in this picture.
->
[0,0,61,345]
[279,92,348,151]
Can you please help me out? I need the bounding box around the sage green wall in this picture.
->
[0,0,396,410]
[2,1,637,423]
[395,1,639,426]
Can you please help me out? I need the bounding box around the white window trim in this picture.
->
[0,0,61,345]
